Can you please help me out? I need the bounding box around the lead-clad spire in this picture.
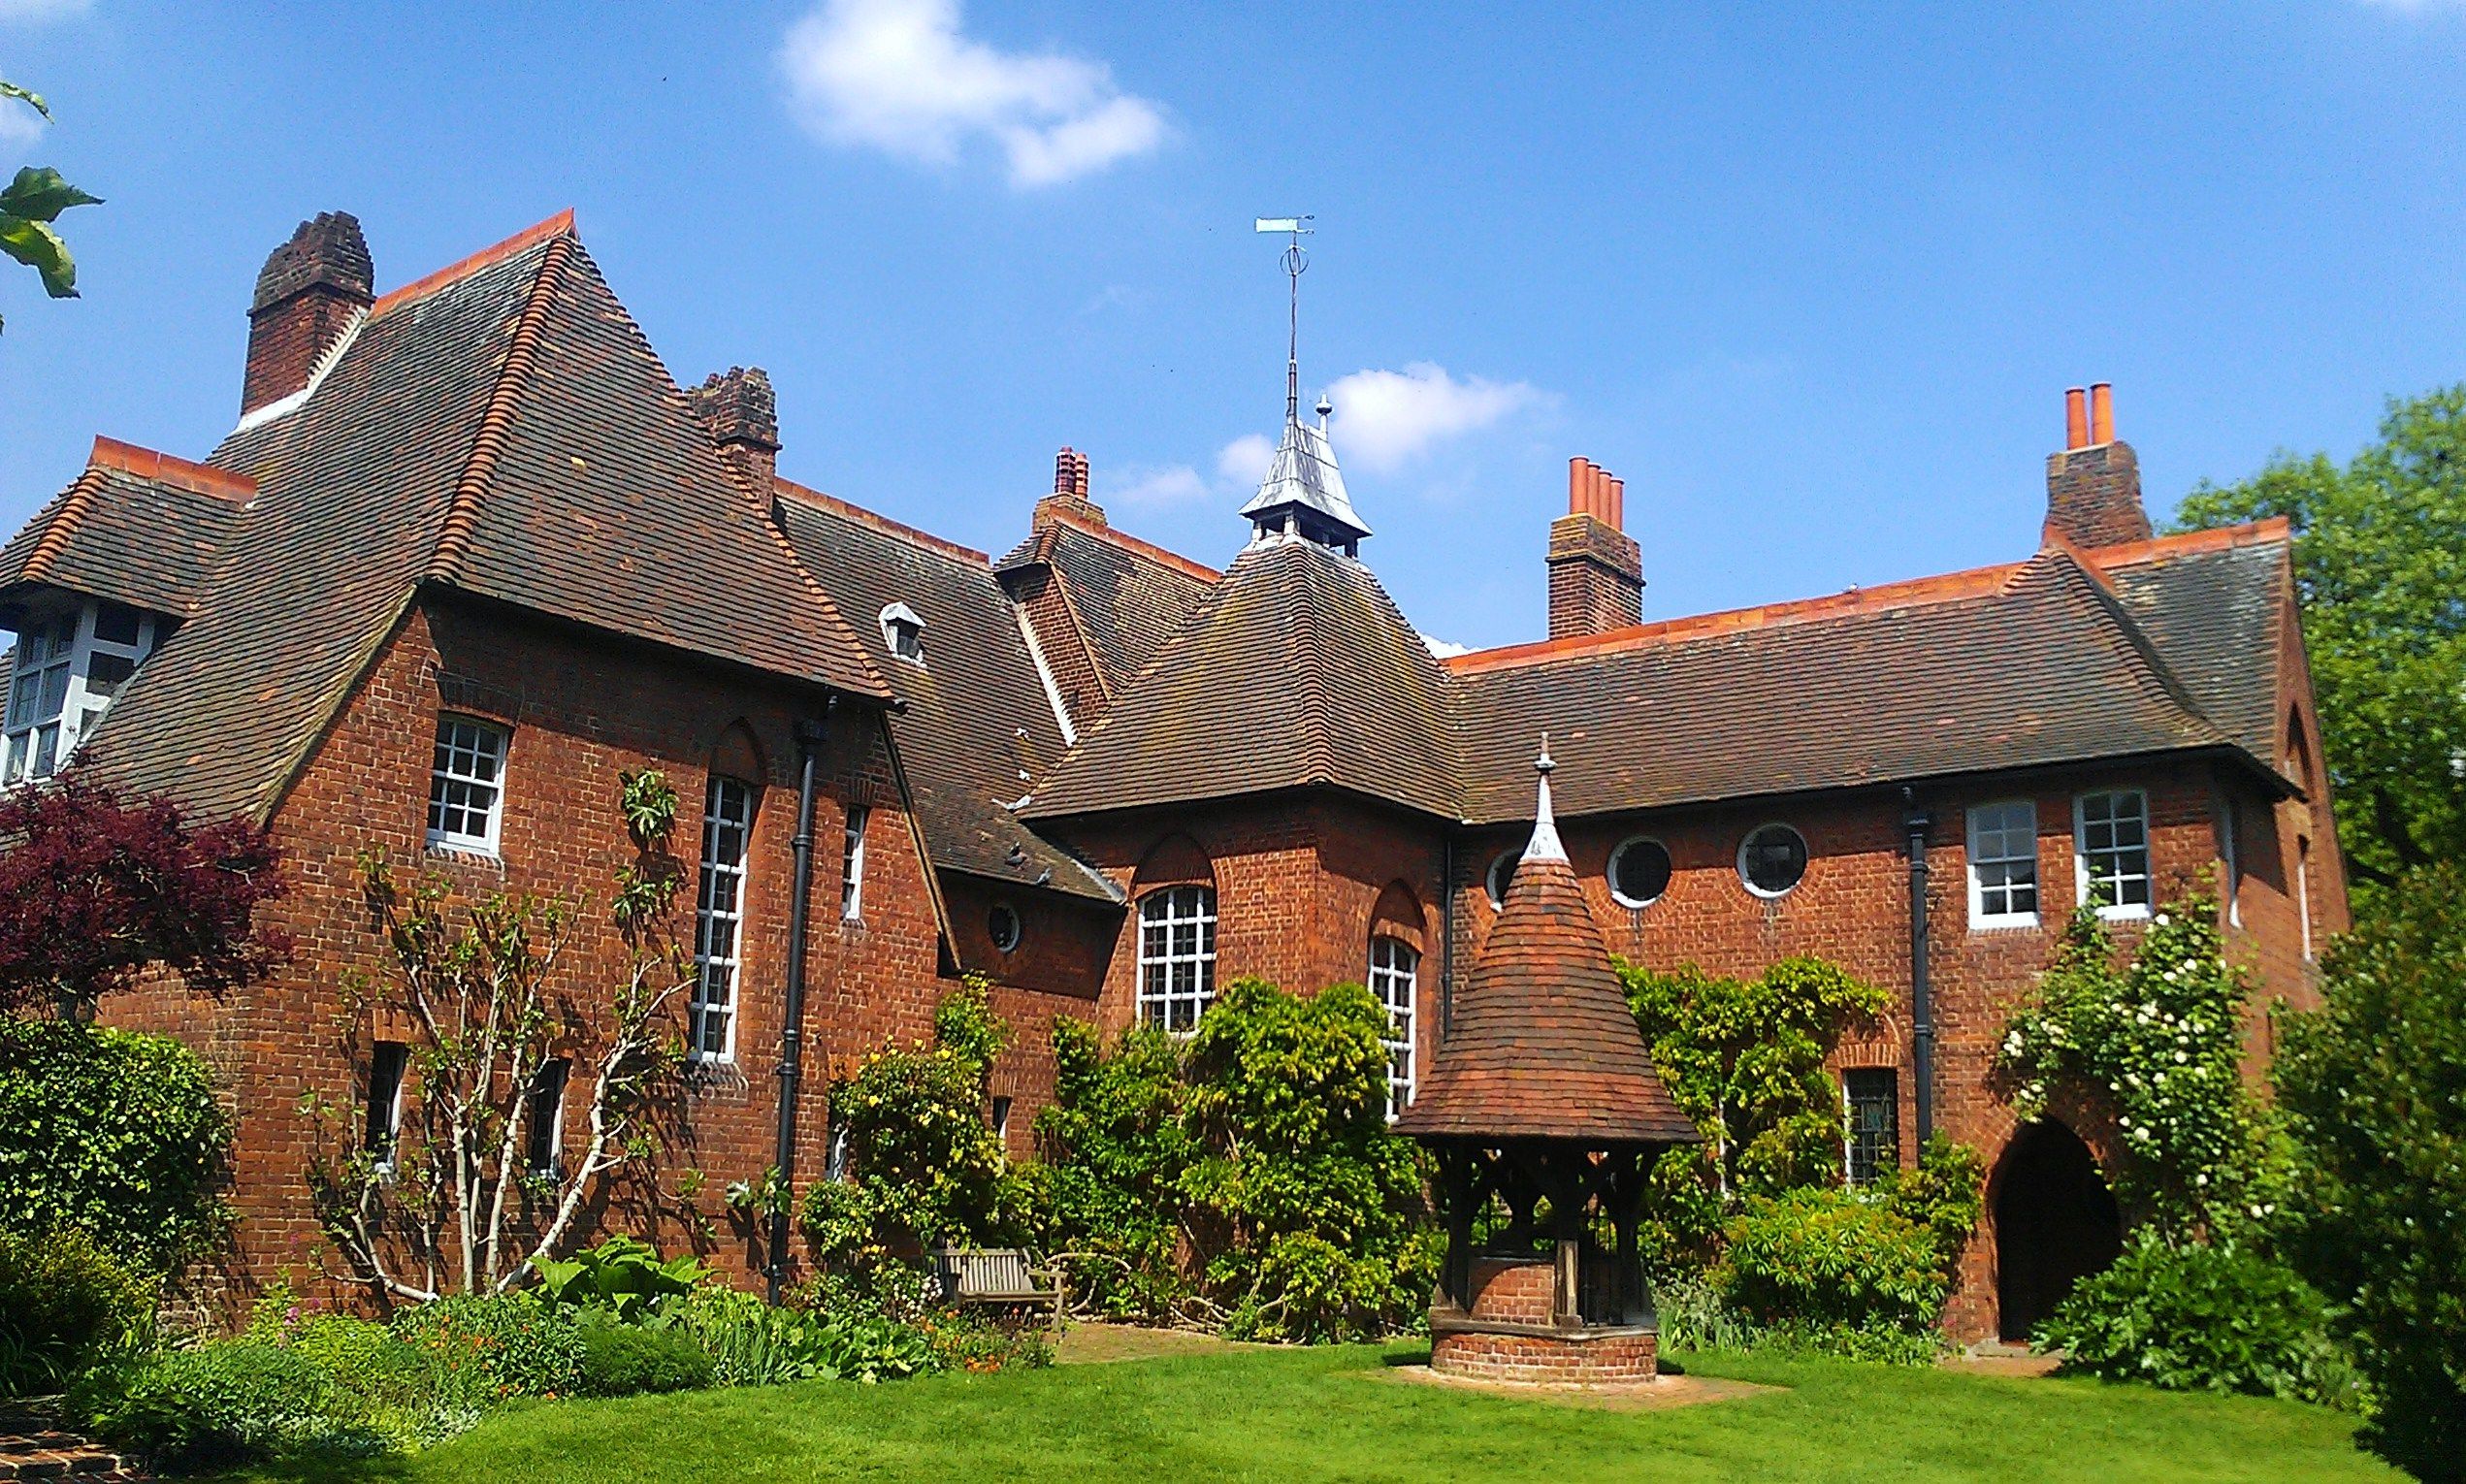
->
[1239,215,1372,555]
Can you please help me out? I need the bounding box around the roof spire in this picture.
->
[1241,215,1372,554]
[1522,735,1566,863]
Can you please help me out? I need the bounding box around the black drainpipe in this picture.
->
[767,698,834,1304]
[1902,788,1934,1146]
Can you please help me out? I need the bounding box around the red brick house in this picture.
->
[0,211,2344,1341]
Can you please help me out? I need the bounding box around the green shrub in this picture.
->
[575,1324,715,1397]
[390,1291,584,1399]
[2037,1233,2356,1407]
[0,1018,228,1271]
[534,1235,713,1322]
[1720,1186,1946,1337]
[2275,866,2466,1480]
[0,1226,156,1394]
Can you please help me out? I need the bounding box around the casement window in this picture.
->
[1965,801,2040,928]
[526,1058,568,1178]
[1737,823,1809,898]
[879,602,925,665]
[1607,837,1672,909]
[2073,789,2152,918]
[1368,936,1420,1119]
[427,716,509,853]
[366,1041,410,1172]
[839,804,869,921]
[1843,1068,1898,1186]
[691,776,755,1062]
[1136,885,1217,1032]
[4,600,157,786]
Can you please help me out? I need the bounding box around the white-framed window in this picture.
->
[1965,801,2039,928]
[1136,885,1217,1032]
[1608,836,1671,909]
[366,1040,409,1174]
[691,775,755,1062]
[1368,935,1419,1119]
[1737,822,1808,898]
[4,599,158,786]
[2074,789,2151,918]
[879,601,925,665]
[525,1058,568,1178]
[840,804,869,920]
[427,716,509,853]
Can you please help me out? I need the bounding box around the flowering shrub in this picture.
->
[1999,893,2274,1232]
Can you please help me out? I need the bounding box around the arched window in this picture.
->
[1137,886,1217,1032]
[1368,936,1419,1118]
[692,774,756,1061]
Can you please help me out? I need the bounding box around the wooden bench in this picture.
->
[932,1246,1063,1328]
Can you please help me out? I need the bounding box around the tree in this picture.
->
[2274,863,2466,1480]
[0,79,103,335]
[308,770,693,1301]
[2174,386,2466,895]
[0,777,287,1016]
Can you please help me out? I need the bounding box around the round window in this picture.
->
[1485,849,1519,909]
[1736,823,1808,898]
[1608,837,1672,908]
[988,902,1022,954]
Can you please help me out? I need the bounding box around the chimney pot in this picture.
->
[2064,387,2089,450]
[2090,382,2114,445]
[243,211,373,416]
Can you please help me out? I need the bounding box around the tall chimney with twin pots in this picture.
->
[1545,457,1644,638]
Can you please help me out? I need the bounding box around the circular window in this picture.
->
[988,902,1022,954]
[1736,823,1808,898]
[1608,837,1672,908]
[1485,850,1519,909]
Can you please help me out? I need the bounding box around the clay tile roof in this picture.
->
[1022,535,1464,822]
[0,438,253,621]
[994,512,1217,694]
[67,213,883,821]
[771,482,1117,903]
[1395,761,1696,1145]
[1449,538,2242,824]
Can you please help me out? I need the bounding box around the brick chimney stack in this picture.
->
[243,211,373,416]
[692,367,781,488]
[2044,381,2152,548]
[1032,446,1106,529]
[1546,457,1644,638]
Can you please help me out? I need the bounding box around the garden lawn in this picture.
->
[224,1342,2396,1484]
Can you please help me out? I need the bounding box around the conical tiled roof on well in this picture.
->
[1394,750,1698,1145]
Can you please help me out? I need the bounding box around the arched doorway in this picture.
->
[1994,1120,2123,1341]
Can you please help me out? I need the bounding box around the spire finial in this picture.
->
[1523,734,1566,864]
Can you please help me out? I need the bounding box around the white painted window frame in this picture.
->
[1136,885,1217,1033]
[1964,800,2041,929]
[691,775,755,1063]
[2073,789,2153,919]
[1368,935,1419,1119]
[426,716,510,855]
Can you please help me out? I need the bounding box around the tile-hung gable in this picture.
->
[52,214,885,823]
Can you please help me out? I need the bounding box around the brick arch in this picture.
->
[1131,833,1215,894]
[1369,880,1429,956]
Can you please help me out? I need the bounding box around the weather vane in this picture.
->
[1256,215,1314,423]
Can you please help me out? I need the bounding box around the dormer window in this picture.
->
[879,602,925,665]
[5,598,162,786]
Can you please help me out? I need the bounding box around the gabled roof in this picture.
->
[68,213,884,821]
[1023,534,1463,822]
[994,509,1217,694]
[1394,758,1696,1146]
[0,438,253,622]
[1448,537,2248,824]
[771,483,1117,903]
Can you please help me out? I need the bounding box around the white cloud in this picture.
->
[1109,463,1209,508]
[1323,363,1545,473]
[0,0,93,20]
[1215,433,1275,486]
[779,0,1168,188]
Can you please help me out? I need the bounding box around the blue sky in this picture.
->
[3,2,2462,650]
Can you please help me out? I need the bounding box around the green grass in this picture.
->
[229,1343,2395,1484]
